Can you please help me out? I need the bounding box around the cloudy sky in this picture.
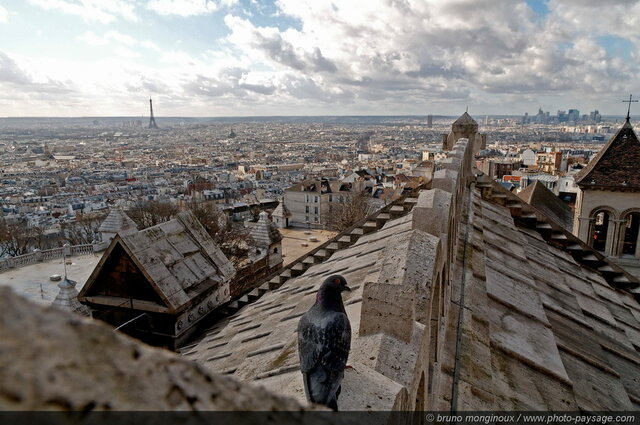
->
[0,0,638,117]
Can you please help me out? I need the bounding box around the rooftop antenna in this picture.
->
[62,243,69,279]
[149,98,158,129]
[623,94,637,123]
[466,106,469,113]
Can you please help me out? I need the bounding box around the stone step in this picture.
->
[258,283,270,294]
[247,289,261,300]
[613,275,630,284]
[238,295,250,305]
[375,213,391,227]
[337,236,353,249]
[402,198,418,211]
[349,228,364,242]
[291,262,308,277]
[363,221,378,233]
[313,249,329,260]
[389,205,405,217]
[302,256,316,265]
[281,268,292,277]
[404,197,419,205]
[597,265,615,273]
[326,242,339,252]
[536,222,553,231]
[351,227,364,236]
[268,277,282,290]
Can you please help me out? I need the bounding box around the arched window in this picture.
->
[273,247,278,254]
[592,211,609,252]
[622,213,640,256]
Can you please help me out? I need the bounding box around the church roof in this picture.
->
[181,185,640,410]
[575,120,640,188]
[98,207,138,236]
[517,180,574,232]
[452,111,478,127]
[81,211,235,314]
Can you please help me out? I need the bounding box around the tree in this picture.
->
[325,190,374,232]
[127,200,180,230]
[188,201,252,266]
[61,212,107,245]
[0,219,32,257]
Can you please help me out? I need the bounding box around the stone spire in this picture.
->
[52,277,90,316]
[99,207,138,242]
[252,211,283,248]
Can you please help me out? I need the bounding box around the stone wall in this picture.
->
[353,137,474,411]
[0,286,327,413]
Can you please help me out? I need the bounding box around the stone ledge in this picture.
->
[0,287,325,412]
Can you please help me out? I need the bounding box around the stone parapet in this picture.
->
[0,286,325,413]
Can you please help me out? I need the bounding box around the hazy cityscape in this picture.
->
[0,109,631,256]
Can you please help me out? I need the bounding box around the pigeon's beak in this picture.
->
[341,285,352,292]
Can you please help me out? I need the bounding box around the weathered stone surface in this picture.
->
[412,189,452,240]
[360,229,439,340]
[0,287,317,412]
[432,169,458,194]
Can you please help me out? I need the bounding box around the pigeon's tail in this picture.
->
[302,372,313,403]
[327,385,341,411]
[304,367,343,409]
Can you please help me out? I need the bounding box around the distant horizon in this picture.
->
[0,113,637,120]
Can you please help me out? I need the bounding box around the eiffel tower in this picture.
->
[148,98,158,129]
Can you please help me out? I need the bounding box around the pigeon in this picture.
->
[297,274,352,411]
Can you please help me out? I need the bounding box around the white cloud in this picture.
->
[78,30,139,50]
[78,31,109,46]
[4,0,640,115]
[146,0,237,17]
[28,0,138,24]
[0,5,8,23]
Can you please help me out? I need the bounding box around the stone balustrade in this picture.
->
[0,242,103,273]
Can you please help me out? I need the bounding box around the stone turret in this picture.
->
[443,111,486,153]
[52,277,90,316]
[98,207,138,243]
[271,201,291,228]
[250,211,283,268]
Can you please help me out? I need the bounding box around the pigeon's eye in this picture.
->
[334,278,341,284]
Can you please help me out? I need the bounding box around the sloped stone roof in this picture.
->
[182,186,640,410]
[98,207,138,236]
[517,180,574,231]
[272,202,291,218]
[452,111,478,128]
[82,211,235,313]
[575,120,640,189]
